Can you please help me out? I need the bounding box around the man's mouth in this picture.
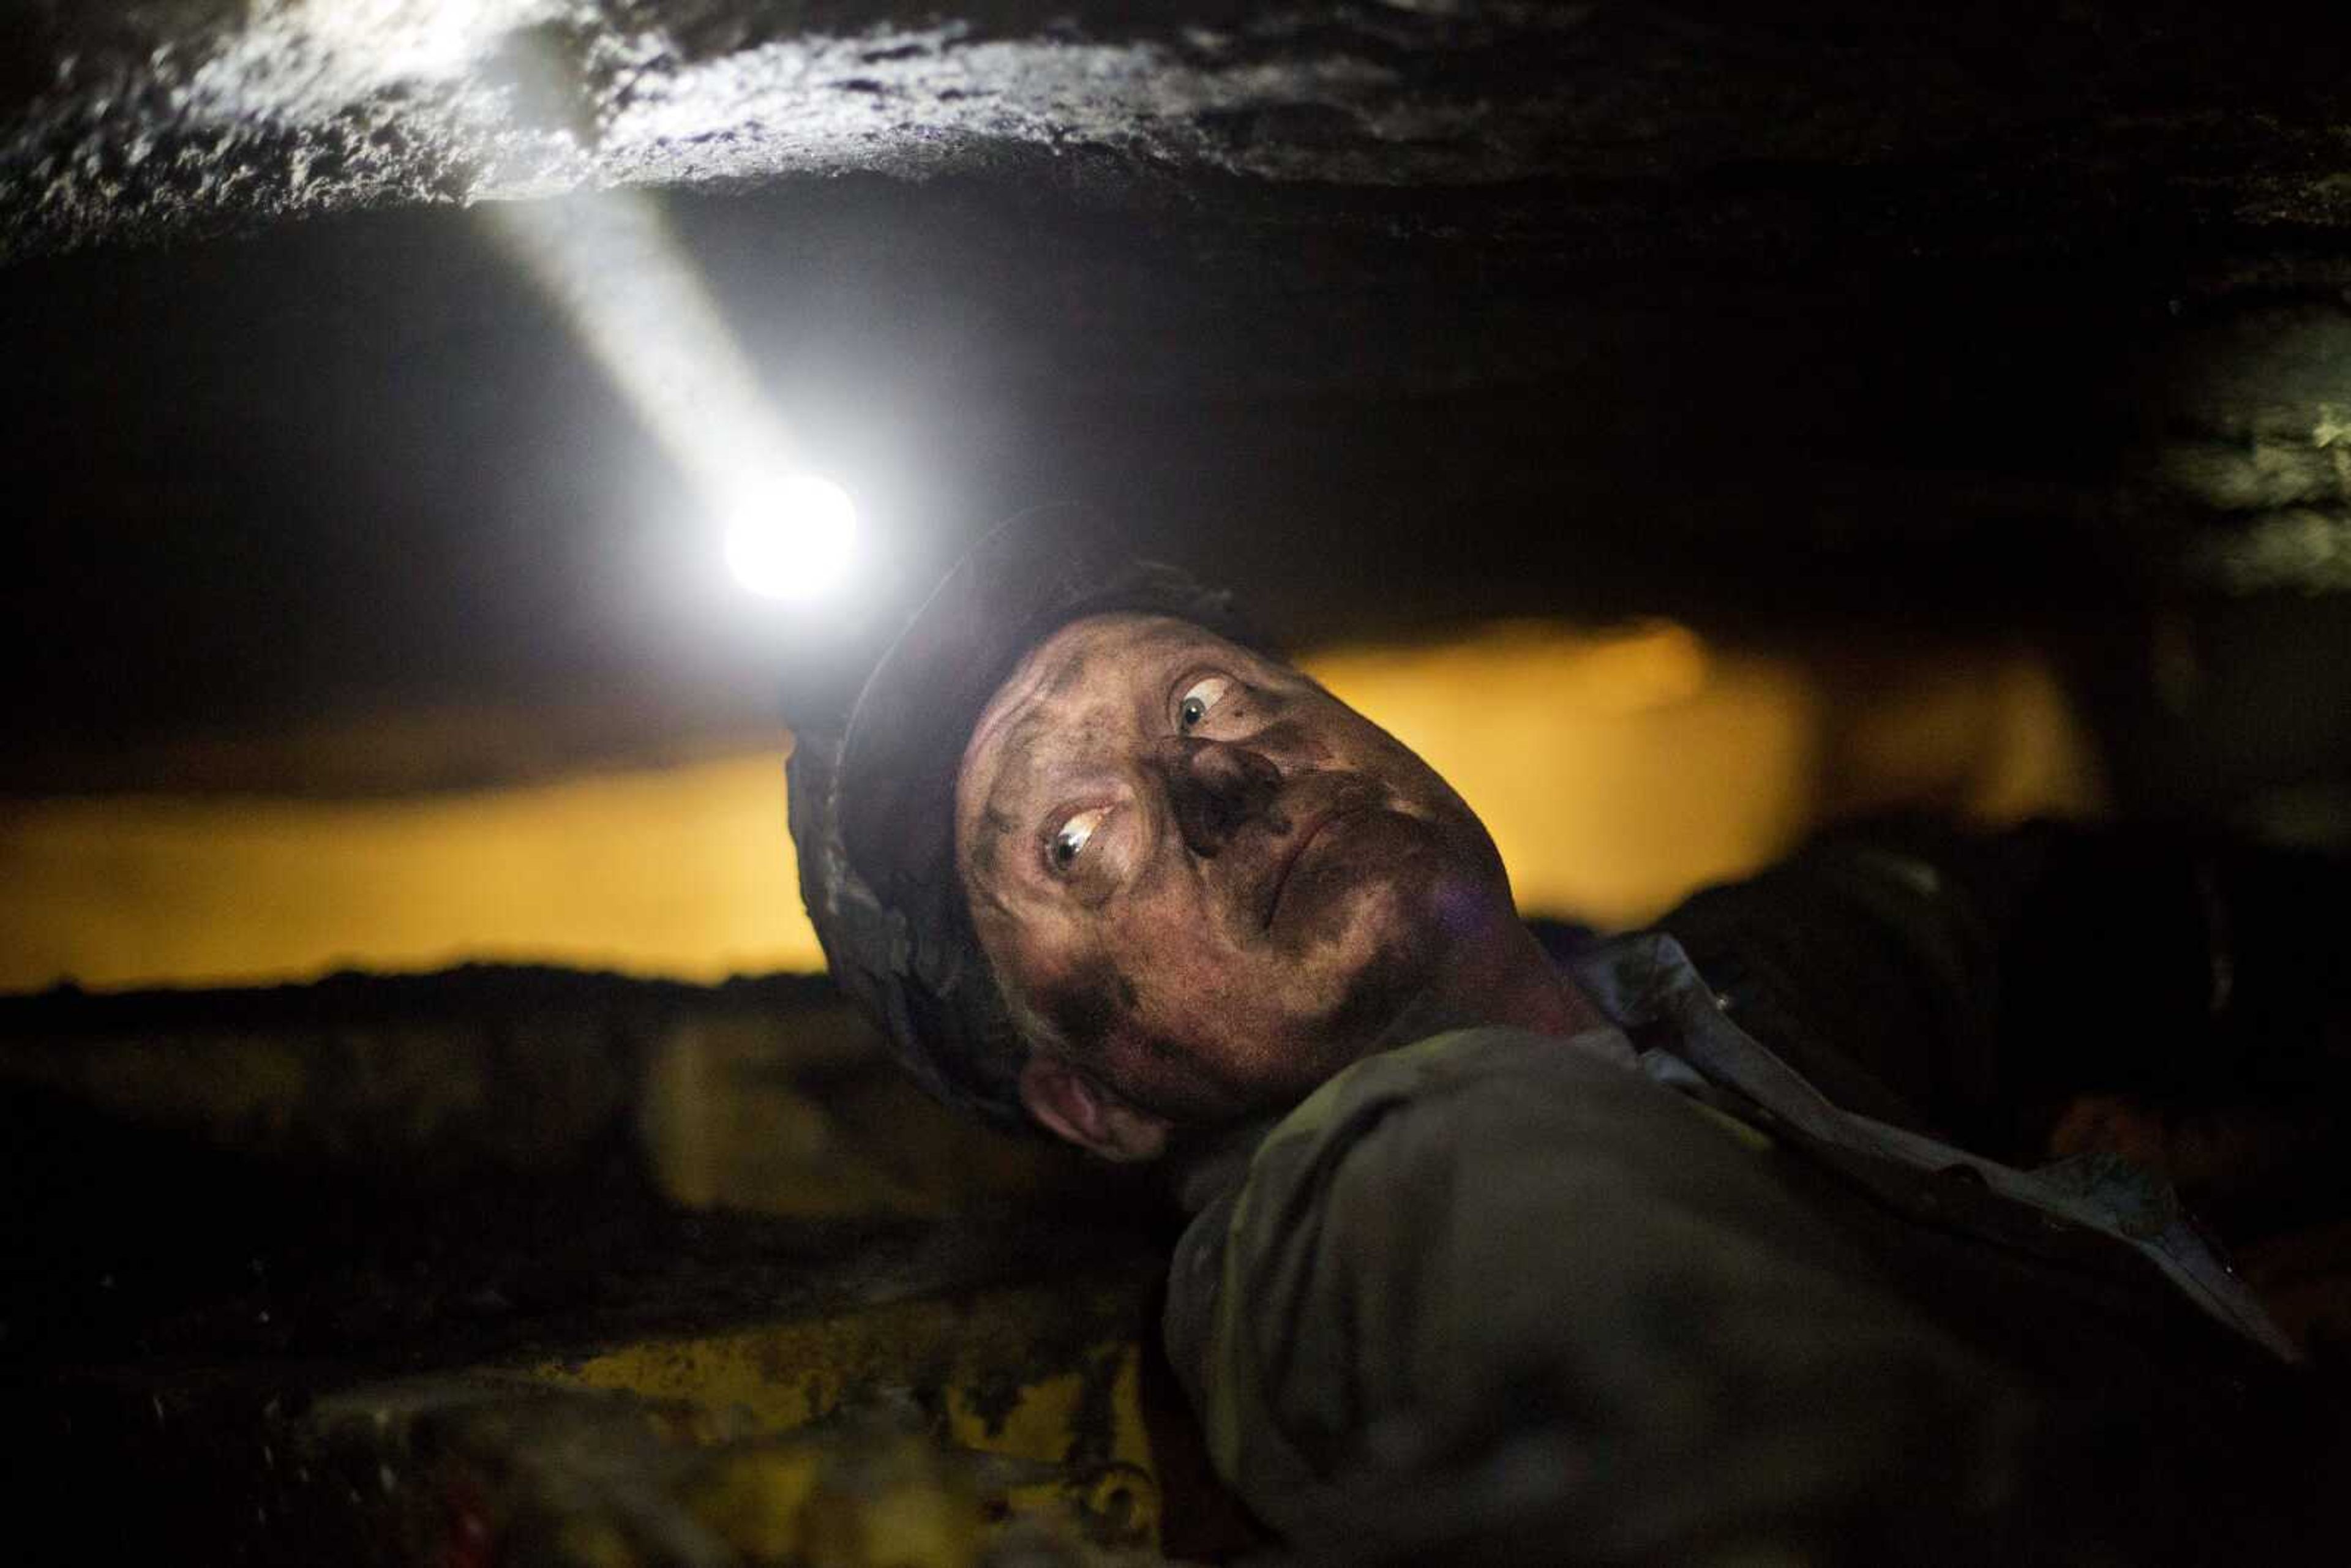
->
[1262,799,1377,929]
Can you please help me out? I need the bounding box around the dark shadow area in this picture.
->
[7,2,2351,1562]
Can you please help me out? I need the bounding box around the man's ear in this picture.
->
[1018,1054,1171,1163]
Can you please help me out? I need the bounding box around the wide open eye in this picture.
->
[1176,674,1234,733]
[1048,806,1110,872]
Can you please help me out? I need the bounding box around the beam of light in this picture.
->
[265,0,531,83]
[222,8,857,599]
[479,173,858,604]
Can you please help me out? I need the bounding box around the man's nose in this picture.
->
[1150,737,1283,857]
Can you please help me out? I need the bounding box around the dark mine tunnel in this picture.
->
[7,3,2351,1562]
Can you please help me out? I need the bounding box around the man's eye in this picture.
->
[1177,675,1234,733]
[1049,807,1109,871]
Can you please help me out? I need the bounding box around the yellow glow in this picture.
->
[1303,623,1813,928]
[0,752,822,992]
[0,625,2103,994]
[1302,623,2105,928]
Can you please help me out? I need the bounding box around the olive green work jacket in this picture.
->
[1161,823,2347,1566]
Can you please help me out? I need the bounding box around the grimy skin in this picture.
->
[954,612,1601,1160]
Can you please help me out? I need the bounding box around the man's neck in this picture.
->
[1374,915,1607,1052]
[1162,919,1608,1213]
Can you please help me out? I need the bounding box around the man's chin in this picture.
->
[1277,838,1513,1049]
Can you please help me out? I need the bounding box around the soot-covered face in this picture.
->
[954,612,1519,1154]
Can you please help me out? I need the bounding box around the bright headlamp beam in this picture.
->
[480,182,858,604]
[722,473,858,601]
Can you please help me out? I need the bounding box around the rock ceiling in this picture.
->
[4,2,2348,790]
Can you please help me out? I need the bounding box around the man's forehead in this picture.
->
[962,612,1228,778]
[1026,610,1221,682]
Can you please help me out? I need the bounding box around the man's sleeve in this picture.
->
[1183,1027,2331,1566]
[1657,817,2351,1158]
[1190,1028,2038,1566]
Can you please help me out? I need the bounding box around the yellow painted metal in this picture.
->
[519,1283,1160,1550]
[2,626,2099,993]
[680,1442,989,1567]
[683,1449,825,1562]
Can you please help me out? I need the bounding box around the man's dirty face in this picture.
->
[954,612,1515,1127]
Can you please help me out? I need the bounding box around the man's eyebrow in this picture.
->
[1042,645,1101,699]
[963,803,1019,910]
[972,724,1041,882]
[970,804,1020,869]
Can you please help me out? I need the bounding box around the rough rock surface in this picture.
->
[6,2,2351,810]
[7,2,2351,268]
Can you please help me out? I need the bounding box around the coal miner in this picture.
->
[788,510,2347,1564]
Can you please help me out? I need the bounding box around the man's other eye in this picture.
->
[1049,806,1109,871]
[1177,675,1234,732]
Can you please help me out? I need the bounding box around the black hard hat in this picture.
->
[786,505,1255,1127]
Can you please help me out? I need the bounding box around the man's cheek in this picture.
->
[1251,715,1341,768]
[1037,953,1142,1052]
